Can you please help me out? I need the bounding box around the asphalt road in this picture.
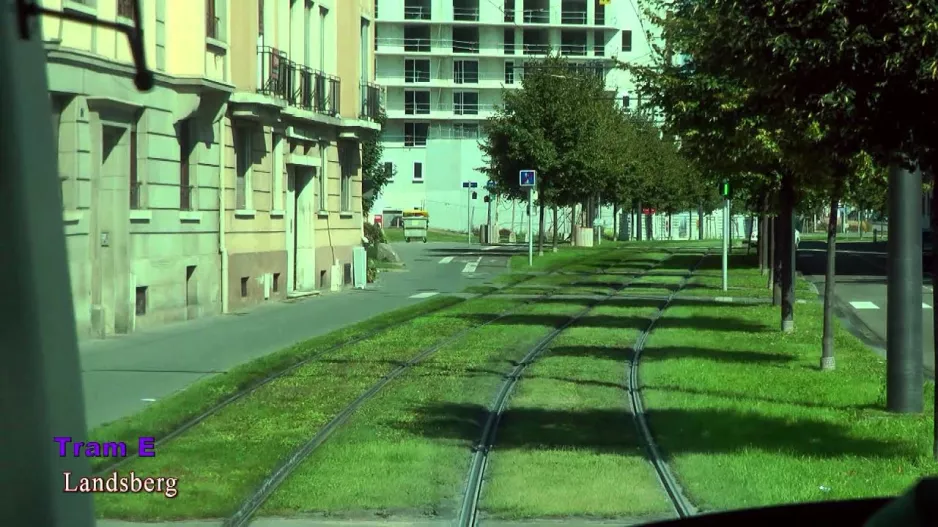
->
[79,242,523,429]
[797,240,935,377]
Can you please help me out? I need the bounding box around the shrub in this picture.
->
[363,223,387,245]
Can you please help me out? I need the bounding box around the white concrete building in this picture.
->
[372,0,658,234]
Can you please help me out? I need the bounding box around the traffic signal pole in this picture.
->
[721,180,730,291]
[528,188,534,266]
[723,198,729,291]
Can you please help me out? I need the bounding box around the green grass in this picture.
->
[480,302,675,521]
[94,297,531,520]
[260,300,589,518]
[88,295,464,470]
[93,240,933,522]
[508,245,621,271]
[384,227,469,243]
[640,301,938,512]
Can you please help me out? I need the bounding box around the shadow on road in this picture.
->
[797,240,932,284]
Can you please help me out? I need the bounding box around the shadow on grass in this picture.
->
[454,314,654,331]
[642,345,794,364]
[654,315,769,333]
[398,403,913,458]
[644,382,880,412]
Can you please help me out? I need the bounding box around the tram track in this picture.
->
[455,249,709,527]
[219,248,659,527]
[95,249,626,476]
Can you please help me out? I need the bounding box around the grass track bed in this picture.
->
[480,302,676,521]
[94,297,531,520]
[88,295,464,470]
[640,301,938,512]
[259,301,590,518]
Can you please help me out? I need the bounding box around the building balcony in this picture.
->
[360,82,383,121]
[117,0,135,19]
[256,46,340,117]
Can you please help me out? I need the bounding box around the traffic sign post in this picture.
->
[463,181,478,245]
[485,181,495,244]
[720,180,730,291]
[520,171,536,266]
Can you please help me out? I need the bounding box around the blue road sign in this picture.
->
[486,180,496,190]
[520,170,536,187]
[462,181,478,188]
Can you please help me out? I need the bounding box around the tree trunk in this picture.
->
[698,203,704,240]
[688,209,693,241]
[747,213,754,256]
[551,205,559,252]
[612,203,619,240]
[931,183,938,459]
[668,212,673,239]
[636,201,643,241]
[759,194,769,275]
[537,202,545,256]
[821,187,841,371]
[769,216,777,296]
[780,171,795,332]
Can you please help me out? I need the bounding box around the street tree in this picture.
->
[635,0,938,447]
[361,111,395,216]
[480,55,628,254]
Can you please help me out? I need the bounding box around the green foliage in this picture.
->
[361,110,395,215]
[363,222,387,246]
[480,54,703,214]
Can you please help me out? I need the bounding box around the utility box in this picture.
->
[574,227,594,247]
[352,246,367,289]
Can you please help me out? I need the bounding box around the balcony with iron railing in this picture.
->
[504,8,515,22]
[180,185,194,211]
[130,181,142,210]
[117,0,135,19]
[522,42,551,55]
[206,14,220,40]
[453,1,480,22]
[404,2,431,20]
[404,37,432,52]
[452,38,480,54]
[360,82,382,121]
[522,8,550,23]
[256,47,341,117]
[561,10,588,24]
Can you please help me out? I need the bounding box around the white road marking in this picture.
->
[482,245,500,251]
[439,256,454,264]
[141,398,156,402]
[462,256,483,273]
[849,301,880,310]
[410,292,439,299]
[715,297,733,302]
[925,303,932,309]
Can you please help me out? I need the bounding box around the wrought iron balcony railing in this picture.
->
[404,5,431,20]
[117,0,135,19]
[257,47,341,117]
[360,82,382,121]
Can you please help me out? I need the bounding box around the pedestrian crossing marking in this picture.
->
[439,256,454,264]
[410,292,439,299]
[849,301,879,310]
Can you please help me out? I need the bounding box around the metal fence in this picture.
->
[257,46,340,116]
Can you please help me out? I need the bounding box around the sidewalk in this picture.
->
[80,242,507,428]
